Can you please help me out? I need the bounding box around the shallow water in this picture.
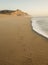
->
[32,17,48,38]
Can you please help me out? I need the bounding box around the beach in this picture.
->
[0,15,48,65]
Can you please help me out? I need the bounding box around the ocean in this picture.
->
[32,17,48,38]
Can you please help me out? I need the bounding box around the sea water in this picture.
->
[32,17,48,38]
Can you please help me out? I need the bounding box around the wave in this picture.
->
[32,18,48,38]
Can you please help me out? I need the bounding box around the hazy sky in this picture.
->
[0,0,48,16]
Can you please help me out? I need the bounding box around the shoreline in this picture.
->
[32,19,48,39]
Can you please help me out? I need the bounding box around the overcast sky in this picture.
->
[0,0,48,16]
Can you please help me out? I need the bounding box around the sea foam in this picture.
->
[32,17,48,38]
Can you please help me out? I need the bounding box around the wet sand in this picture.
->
[0,15,48,65]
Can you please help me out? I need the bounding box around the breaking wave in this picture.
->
[32,17,48,38]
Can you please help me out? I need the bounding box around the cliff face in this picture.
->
[11,9,28,16]
[0,9,29,16]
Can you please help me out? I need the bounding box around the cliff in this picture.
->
[0,9,29,16]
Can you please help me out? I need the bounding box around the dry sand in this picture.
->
[0,15,48,65]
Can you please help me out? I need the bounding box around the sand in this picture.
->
[0,15,48,65]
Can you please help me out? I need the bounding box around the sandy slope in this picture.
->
[0,15,48,65]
